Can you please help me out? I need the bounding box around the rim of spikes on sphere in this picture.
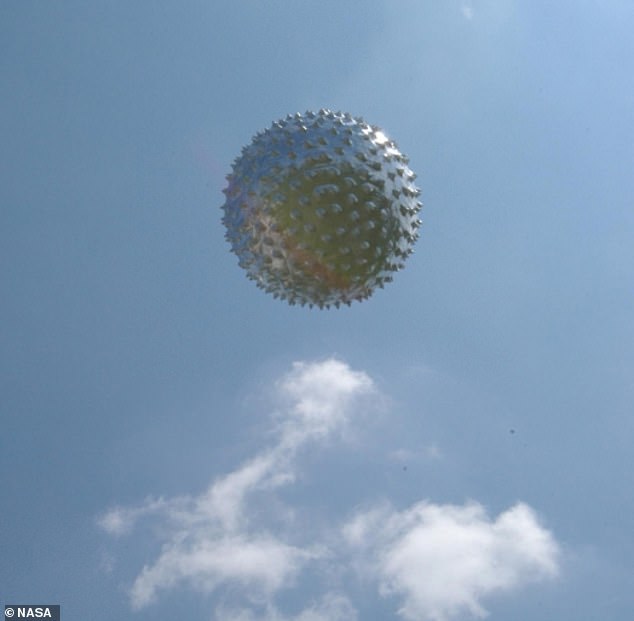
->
[221,109,422,309]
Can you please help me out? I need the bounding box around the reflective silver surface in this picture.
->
[221,109,422,308]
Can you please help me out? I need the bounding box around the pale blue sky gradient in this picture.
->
[2,2,634,620]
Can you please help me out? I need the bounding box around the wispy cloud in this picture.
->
[98,359,374,611]
[215,592,357,621]
[97,496,172,536]
[99,358,559,620]
[131,534,316,610]
[461,2,474,20]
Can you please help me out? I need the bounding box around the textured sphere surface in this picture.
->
[221,109,422,308]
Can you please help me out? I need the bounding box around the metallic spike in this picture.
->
[317,184,339,197]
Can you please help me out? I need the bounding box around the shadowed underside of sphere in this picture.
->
[221,109,422,308]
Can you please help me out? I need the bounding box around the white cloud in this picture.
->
[275,359,375,449]
[131,535,318,610]
[99,358,560,620]
[99,358,374,609]
[199,452,279,532]
[345,501,560,621]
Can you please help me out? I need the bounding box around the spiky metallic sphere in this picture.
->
[221,109,422,308]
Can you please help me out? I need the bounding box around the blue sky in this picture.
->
[2,1,633,620]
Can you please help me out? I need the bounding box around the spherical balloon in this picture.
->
[221,109,422,308]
